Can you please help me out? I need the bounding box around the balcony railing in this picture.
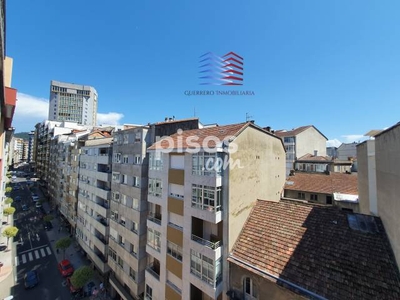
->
[166,280,182,295]
[146,263,160,281]
[147,212,162,225]
[191,234,222,250]
[191,202,222,212]
[95,235,108,245]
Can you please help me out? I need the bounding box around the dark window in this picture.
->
[310,194,318,201]
[298,192,305,200]
[326,196,333,204]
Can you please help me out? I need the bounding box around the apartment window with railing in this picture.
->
[167,241,183,261]
[149,152,163,170]
[190,250,222,287]
[192,152,223,176]
[148,178,162,197]
[112,172,120,182]
[147,228,161,252]
[109,247,117,261]
[113,153,121,163]
[192,184,222,212]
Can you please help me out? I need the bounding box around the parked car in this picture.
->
[15,196,21,202]
[43,221,53,231]
[22,204,29,211]
[32,194,40,202]
[66,277,81,293]
[24,270,39,289]
[35,202,42,208]
[58,259,74,277]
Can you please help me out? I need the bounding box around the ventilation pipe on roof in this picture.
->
[314,150,318,156]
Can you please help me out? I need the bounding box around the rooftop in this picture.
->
[285,172,358,195]
[229,200,400,299]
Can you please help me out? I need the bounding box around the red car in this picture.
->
[66,277,81,293]
[58,259,74,277]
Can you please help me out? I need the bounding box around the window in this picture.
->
[123,155,129,164]
[131,221,138,233]
[192,152,223,176]
[129,267,136,281]
[145,285,152,300]
[167,241,183,261]
[132,198,139,210]
[112,172,120,182]
[113,153,121,163]
[190,250,222,286]
[326,195,333,205]
[130,243,137,256]
[284,137,295,143]
[134,155,141,164]
[117,256,124,268]
[112,192,120,202]
[169,183,184,199]
[133,176,140,187]
[118,235,125,246]
[310,194,318,201]
[147,228,161,252]
[108,247,116,261]
[149,152,163,170]
[243,277,258,299]
[148,178,162,197]
[111,211,119,222]
[120,216,126,227]
[123,135,128,144]
[192,184,222,212]
[121,174,128,184]
[135,132,141,142]
[298,192,305,200]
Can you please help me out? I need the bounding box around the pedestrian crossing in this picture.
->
[16,246,52,266]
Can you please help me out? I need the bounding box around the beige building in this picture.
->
[273,125,327,176]
[145,122,285,300]
[228,199,400,299]
[358,122,400,267]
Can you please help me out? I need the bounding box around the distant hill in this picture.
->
[14,132,30,140]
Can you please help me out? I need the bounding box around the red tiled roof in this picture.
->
[285,172,358,195]
[274,125,313,137]
[148,122,249,150]
[229,200,400,299]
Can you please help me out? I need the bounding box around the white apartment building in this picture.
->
[76,134,113,276]
[145,122,286,300]
[49,80,98,126]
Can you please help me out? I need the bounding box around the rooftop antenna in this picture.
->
[246,112,253,122]
[194,106,196,117]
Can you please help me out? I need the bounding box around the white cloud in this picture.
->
[13,92,49,132]
[97,112,124,125]
[326,139,342,148]
[341,134,367,143]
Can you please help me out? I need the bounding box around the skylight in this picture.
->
[347,214,378,233]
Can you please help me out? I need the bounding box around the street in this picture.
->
[9,176,73,300]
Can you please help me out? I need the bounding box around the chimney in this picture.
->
[314,150,318,156]
[165,117,168,122]
[265,126,271,132]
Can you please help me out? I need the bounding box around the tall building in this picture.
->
[28,131,35,162]
[12,137,24,164]
[49,80,98,126]
[145,122,285,300]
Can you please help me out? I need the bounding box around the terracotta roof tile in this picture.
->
[230,200,400,299]
[285,172,358,195]
[297,153,332,162]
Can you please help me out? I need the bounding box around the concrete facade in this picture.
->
[337,142,358,160]
[49,80,98,126]
[375,123,400,267]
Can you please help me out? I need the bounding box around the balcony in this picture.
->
[191,234,222,250]
[146,263,160,281]
[93,235,108,254]
[147,212,162,225]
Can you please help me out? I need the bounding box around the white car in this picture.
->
[32,194,40,202]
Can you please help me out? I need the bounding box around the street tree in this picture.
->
[43,215,54,222]
[3,207,16,222]
[55,236,72,259]
[2,226,18,248]
[4,197,13,206]
[5,187,12,193]
[70,266,94,288]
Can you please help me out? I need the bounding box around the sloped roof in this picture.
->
[297,153,331,162]
[274,125,328,140]
[229,200,400,300]
[284,172,358,195]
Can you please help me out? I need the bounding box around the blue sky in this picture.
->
[7,0,400,146]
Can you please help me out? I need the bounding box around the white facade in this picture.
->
[49,80,98,126]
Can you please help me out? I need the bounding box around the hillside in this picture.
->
[14,132,30,140]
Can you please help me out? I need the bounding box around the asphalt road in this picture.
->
[9,177,73,300]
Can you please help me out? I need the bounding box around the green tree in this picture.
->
[55,237,72,259]
[4,197,13,206]
[5,187,12,193]
[43,215,54,222]
[70,266,94,288]
[3,207,16,222]
[2,226,18,248]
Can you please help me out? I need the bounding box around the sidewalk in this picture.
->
[0,208,14,285]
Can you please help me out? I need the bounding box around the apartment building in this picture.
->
[49,80,98,126]
[28,131,35,162]
[145,122,285,300]
[273,125,327,176]
[294,153,353,173]
[358,122,400,267]
[12,137,24,164]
